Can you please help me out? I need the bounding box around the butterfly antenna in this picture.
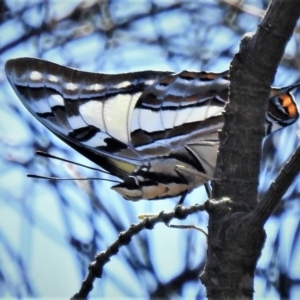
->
[272,81,300,94]
[285,80,300,91]
[27,174,121,184]
[31,151,121,184]
[35,150,111,175]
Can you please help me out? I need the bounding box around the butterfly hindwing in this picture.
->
[130,70,228,156]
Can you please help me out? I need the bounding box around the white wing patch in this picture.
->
[186,105,223,124]
[161,110,177,130]
[114,81,131,89]
[64,82,79,92]
[29,71,43,82]
[131,107,140,133]
[174,107,191,127]
[79,100,105,131]
[139,109,164,132]
[82,132,109,147]
[103,94,133,144]
[79,93,142,145]
[86,83,105,92]
[47,74,59,84]
[133,103,224,134]
[68,115,87,129]
[128,92,142,143]
[205,104,224,118]
[48,94,64,107]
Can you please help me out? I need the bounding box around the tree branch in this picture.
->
[253,146,300,225]
[72,199,231,299]
[213,0,300,208]
[203,1,300,298]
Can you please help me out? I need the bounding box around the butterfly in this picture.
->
[5,58,299,201]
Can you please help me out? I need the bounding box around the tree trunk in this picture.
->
[200,1,300,298]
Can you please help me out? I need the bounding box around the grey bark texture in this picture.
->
[201,1,300,299]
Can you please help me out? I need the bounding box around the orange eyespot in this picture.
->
[279,93,298,118]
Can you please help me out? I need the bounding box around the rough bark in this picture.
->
[201,1,300,299]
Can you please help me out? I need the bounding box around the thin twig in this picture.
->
[71,198,231,299]
[253,146,300,225]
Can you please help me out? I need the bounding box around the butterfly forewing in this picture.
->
[6,58,172,179]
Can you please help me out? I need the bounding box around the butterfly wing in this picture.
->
[268,84,299,133]
[6,58,299,200]
[5,57,172,179]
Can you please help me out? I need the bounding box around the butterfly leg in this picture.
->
[204,182,212,198]
[176,190,188,206]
